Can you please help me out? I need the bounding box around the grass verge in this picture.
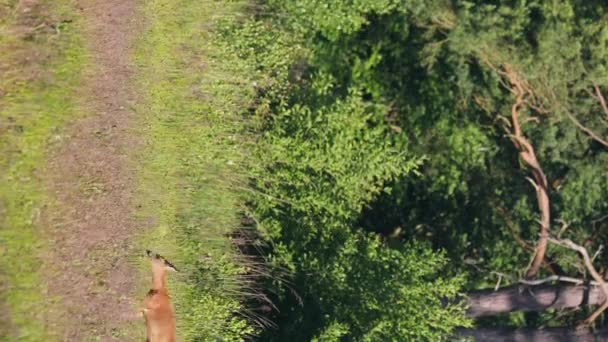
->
[0,0,85,340]
[133,0,258,340]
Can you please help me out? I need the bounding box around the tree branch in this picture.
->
[594,84,608,122]
[519,275,585,286]
[501,64,551,280]
[548,237,608,325]
[564,110,608,148]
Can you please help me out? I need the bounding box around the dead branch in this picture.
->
[556,219,570,238]
[548,237,608,326]
[595,84,608,122]
[491,272,588,287]
[519,275,590,286]
[566,84,608,147]
[494,272,503,291]
[592,245,604,263]
[564,110,608,148]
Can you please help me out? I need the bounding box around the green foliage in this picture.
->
[245,86,470,340]
[306,235,467,341]
[221,0,608,336]
[220,1,472,340]
[246,86,470,338]
[6,0,605,338]
[254,93,414,231]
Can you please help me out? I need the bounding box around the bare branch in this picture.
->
[548,237,608,325]
[494,273,503,291]
[556,219,570,238]
[519,275,585,286]
[595,84,608,122]
[494,115,512,129]
[564,110,608,148]
[525,176,539,191]
[523,116,541,124]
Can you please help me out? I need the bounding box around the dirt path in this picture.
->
[43,0,142,339]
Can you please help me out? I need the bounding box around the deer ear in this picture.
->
[164,260,178,272]
[146,249,163,260]
[146,249,161,259]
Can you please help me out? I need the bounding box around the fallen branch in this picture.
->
[548,237,608,325]
[455,326,608,342]
[466,283,606,318]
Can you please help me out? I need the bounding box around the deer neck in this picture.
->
[152,269,167,290]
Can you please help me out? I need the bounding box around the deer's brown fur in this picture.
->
[143,250,177,342]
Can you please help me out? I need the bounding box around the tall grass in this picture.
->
[133,0,262,339]
[0,1,85,340]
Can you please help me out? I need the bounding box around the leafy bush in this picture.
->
[220,2,471,340]
[222,0,608,337]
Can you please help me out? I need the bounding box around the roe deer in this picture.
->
[143,250,178,342]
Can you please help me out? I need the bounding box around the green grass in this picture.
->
[0,1,86,340]
[133,0,257,340]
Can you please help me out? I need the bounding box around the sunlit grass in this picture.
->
[132,0,257,339]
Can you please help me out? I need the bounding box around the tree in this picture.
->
[222,0,608,339]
